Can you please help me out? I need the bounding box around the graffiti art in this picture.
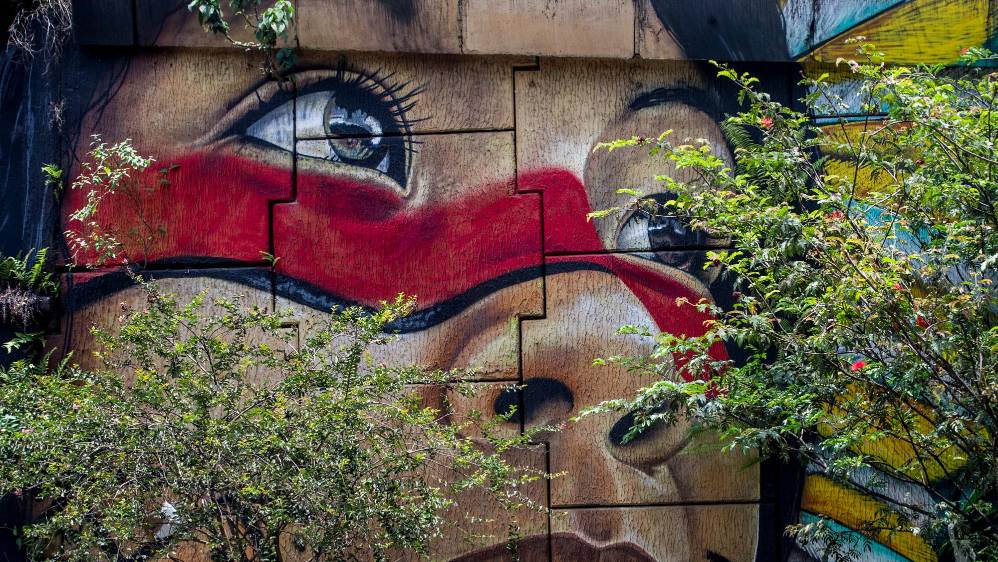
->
[0,1,986,560]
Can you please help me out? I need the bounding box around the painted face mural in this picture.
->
[6,2,984,561]
[58,49,771,561]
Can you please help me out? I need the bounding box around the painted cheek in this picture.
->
[63,156,724,373]
[548,254,729,372]
[520,167,728,367]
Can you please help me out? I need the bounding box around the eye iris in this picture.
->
[616,193,713,253]
[324,95,385,161]
[328,137,377,161]
[644,193,707,248]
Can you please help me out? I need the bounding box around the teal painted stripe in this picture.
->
[799,512,913,562]
[786,0,908,58]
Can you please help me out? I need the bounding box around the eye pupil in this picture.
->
[328,136,379,161]
[326,118,376,137]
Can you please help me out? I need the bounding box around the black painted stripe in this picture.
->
[67,260,613,333]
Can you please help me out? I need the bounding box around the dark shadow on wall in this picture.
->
[0,8,73,554]
[649,0,789,61]
[0,45,60,259]
[379,0,417,22]
[0,44,51,562]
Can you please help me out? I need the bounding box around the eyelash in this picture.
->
[309,66,424,132]
[239,65,425,186]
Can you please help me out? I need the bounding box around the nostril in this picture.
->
[493,377,574,425]
[492,387,521,424]
[608,411,642,447]
[608,406,670,447]
[606,406,689,472]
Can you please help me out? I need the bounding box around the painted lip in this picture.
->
[447,532,657,562]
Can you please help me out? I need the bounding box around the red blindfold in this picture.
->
[63,154,726,373]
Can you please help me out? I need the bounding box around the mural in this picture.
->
[71,0,998,63]
[0,0,985,560]
[55,48,771,562]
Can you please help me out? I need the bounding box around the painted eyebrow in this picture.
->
[628,86,722,120]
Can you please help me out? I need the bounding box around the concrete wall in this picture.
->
[7,1,989,560]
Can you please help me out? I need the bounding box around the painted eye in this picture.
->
[616,192,710,250]
[245,99,296,153]
[616,193,722,282]
[616,208,653,250]
[244,68,418,187]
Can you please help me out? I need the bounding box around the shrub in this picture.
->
[585,44,998,561]
[1,284,541,561]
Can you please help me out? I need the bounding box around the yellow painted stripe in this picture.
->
[801,0,990,65]
[816,383,969,482]
[801,475,938,562]
[822,158,894,197]
[818,121,899,198]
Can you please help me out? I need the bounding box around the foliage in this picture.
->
[585,44,998,561]
[64,136,172,268]
[0,249,57,297]
[42,163,62,190]
[259,251,280,269]
[0,248,56,333]
[2,331,43,354]
[0,285,543,561]
[187,0,296,75]
[0,162,61,349]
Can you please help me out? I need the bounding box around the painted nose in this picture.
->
[492,376,573,431]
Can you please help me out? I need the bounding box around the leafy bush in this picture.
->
[1,284,541,561]
[585,45,998,561]
[0,249,56,297]
[63,135,171,268]
[187,0,296,74]
[0,248,56,342]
